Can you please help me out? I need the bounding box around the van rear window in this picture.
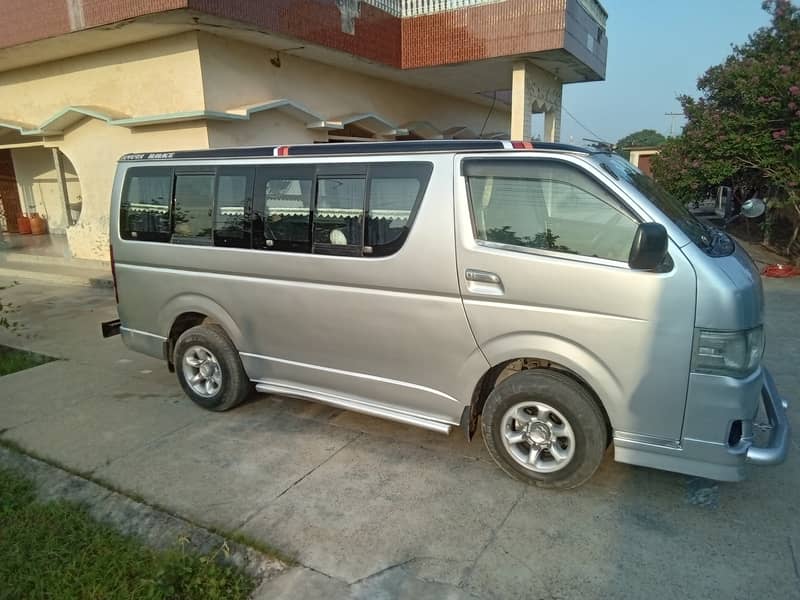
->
[120,168,173,242]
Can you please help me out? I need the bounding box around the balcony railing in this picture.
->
[363,0,607,27]
[363,0,503,18]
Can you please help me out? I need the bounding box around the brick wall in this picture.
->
[0,0,71,48]
[188,0,402,67]
[402,0,567,68]
[0,0,580,71]
[81,0,187,27]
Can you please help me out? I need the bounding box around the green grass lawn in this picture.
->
[0,467,255,600]
[0,345,55,376]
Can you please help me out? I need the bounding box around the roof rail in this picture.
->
[119,139,590,162]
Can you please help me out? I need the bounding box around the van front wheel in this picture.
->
[481,369,608,489]
[174,324,250,411]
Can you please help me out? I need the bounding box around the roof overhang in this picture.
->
[0,99,353,141]
[336,113,409,137]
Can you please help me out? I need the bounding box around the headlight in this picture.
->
[692,326,764,377]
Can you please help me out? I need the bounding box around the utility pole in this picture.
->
[665,112,682,137]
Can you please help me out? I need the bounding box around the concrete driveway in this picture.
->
[0,274,798,599]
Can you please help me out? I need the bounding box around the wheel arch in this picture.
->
[465,334,620,441]
[158,295,243,369]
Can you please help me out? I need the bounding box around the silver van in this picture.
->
[102,140,790,489]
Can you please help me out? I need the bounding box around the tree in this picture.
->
[651,0,800,252]
[615,129,666,159]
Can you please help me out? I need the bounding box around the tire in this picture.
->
[481,369,608,489]
[174,324,250,411]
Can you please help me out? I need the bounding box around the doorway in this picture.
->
[0,149,22,233]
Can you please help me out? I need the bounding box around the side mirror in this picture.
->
[741,198,766,219]
[628,223,668,270]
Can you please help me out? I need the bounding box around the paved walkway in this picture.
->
[0,270,798,599]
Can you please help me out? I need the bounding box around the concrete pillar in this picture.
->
[544,109,561,143]
[510,62,532,141]
[52,148,73,226]
[509,61,563,143]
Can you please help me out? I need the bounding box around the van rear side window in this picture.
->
[214,168,253,248]
[254,166,314,252]
[120,168,173,242]
[118,161,432,255]
[314,176,366,253]
[172,173,215,244]
[366,163,431,256]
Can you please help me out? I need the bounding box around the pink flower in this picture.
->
[790,85,800,96]
[773,129,787,139]
[790,102,798,110]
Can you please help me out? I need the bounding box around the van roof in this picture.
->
[118,140,592,162]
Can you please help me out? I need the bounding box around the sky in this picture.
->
[557,0,772,146]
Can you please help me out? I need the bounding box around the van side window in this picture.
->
[215,168,253,248]
[120,168,173,242]
[172,173,215,244]
[465,160,637,262]
[314,177,366,255]
[366,163,432,256]
[254,166,314,252]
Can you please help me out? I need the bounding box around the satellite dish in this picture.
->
[741,198,766,219]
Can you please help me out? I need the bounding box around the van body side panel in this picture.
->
[453,154,698,441]
[111,155,485,425]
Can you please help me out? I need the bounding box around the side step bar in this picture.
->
[254,381,453,434]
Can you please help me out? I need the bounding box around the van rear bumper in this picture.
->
[119,326,168,361]
[614,367,791,481]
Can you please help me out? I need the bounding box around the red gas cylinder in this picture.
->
[29,213,47,235]
[16,216,31,234]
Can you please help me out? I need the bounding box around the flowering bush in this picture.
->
[652,0,800,251]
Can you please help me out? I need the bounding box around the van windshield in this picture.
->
[591,153,733,256]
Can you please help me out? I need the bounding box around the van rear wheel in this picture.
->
[174,324,250,411]
[481,369,608,489]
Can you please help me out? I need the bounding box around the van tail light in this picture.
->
[511,141,534,150]
[109,244,119,304]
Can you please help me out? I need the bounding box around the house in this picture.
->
[0,0,608,260]
[626,146,661,177]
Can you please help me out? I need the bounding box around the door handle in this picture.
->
[465,269,502,285]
